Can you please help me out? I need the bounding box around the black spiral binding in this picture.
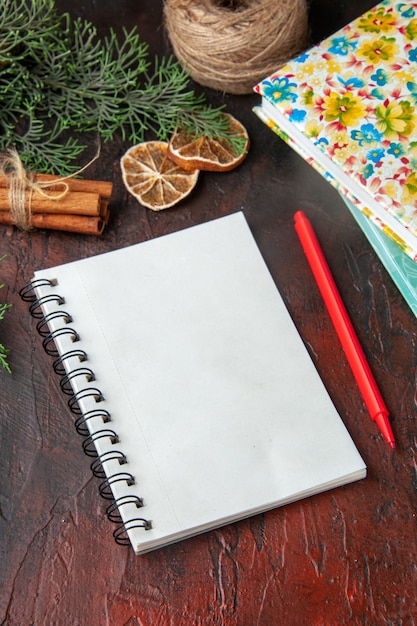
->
[19,278,152,546]
[74,407,111,437]
[36,310,73,337]
[106,496,152,545]
[53,349,88,376]
[90,450,127,478]
[60,367,96,395]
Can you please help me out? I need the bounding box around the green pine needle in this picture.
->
[0,0,246,174]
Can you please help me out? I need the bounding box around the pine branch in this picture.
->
[14,119,87,175]
[0,1,245,174]
[0,0,57,61]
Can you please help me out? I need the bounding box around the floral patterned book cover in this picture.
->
[254,0,417,262]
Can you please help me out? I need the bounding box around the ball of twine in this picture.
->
[164,0,309,95]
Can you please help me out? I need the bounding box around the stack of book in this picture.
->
[254,0,417,316]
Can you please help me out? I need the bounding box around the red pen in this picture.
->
[294,210,395,449]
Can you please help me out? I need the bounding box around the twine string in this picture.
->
[0,147,100,230]
[164,0,309,95]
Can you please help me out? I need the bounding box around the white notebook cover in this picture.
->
[30,212,366,554]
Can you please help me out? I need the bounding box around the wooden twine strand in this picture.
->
[0,148,99,230]
[164,0,310,94]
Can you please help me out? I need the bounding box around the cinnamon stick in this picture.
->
[0,188,102,216]
[0,173,113,199]
[0,172,112,234]
[100,200,110,224]
[0,206,109,235]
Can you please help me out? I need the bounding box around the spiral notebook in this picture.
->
[21,212,366,554]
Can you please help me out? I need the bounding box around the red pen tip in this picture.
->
[389,440,396,450]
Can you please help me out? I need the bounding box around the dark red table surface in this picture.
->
[1,1,416,624]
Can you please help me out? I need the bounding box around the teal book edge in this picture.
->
[341,195,417,317]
